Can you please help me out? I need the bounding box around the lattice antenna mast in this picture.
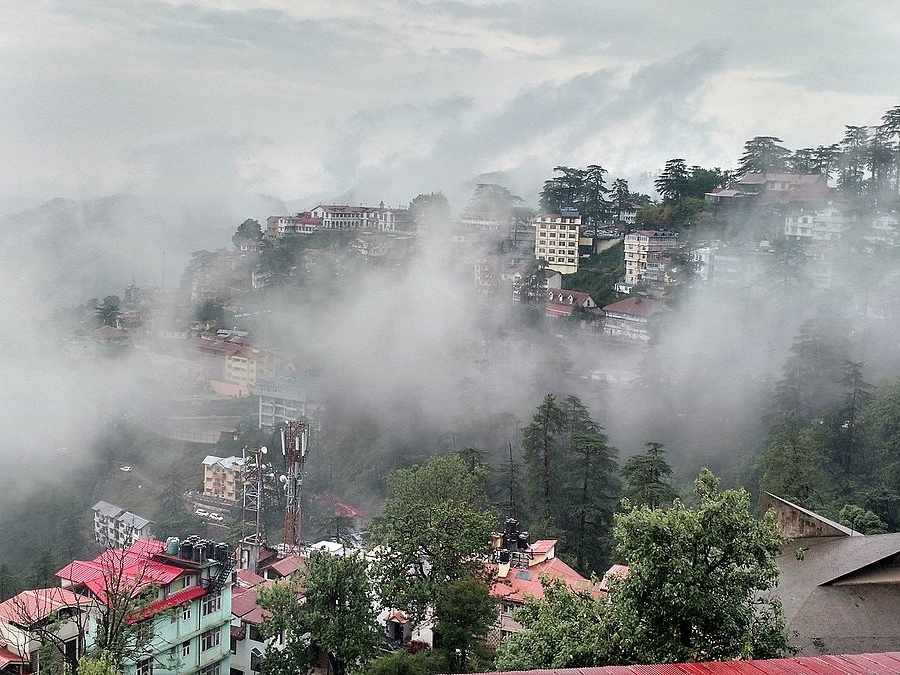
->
[242,444,270,543]
[281,421,308,551]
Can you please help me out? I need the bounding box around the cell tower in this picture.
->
[281,420,308,552]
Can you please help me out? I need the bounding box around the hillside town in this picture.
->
[1,109,900,675]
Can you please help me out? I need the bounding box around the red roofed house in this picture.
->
[545,289,600,320]
[601,297,666,342]
[488,522,620,644]
[0,588,93,675]
[55,536,235,675]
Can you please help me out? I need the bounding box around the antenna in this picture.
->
[282,420,308,552]
[507,442,517,520]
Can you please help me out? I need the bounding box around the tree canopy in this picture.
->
[368,454,496,626]
[497,469,792,669]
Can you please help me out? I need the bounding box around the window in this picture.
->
[202,592,221,616]
[202,628,221,652]
[201,662,221,675]
[183,604,192,621]
[182,640,191,658]
[138,659,153,675]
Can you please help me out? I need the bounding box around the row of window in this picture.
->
[542,256,576,264]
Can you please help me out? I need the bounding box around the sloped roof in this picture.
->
[130,586,205,623]
[0,588,92,624]
[56,540,184,607]
[262,554,307,578]
[0,645,27,668]
[602,297,665,317]
[93,501,125,518]
[236,568,266,588]
[485,651,900,674]
[775,533,900,655]
[490,556,599,605]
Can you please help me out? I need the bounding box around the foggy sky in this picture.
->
[3,1,900,213]
[1,1,900,515]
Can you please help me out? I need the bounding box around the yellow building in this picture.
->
[202,455,245,502]
[534,212,582,275]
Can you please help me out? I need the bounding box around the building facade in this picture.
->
[202,456,245,503]
[92,501,154,549]
[308,204,409,232]
[533,212,582,275]
[623,230,678,287]
[57,538,234,675]
[601,297,665,341]
[256,376,308,430]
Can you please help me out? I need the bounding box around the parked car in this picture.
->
[119,465,133,472]
[208,513,224,522]
[195,508,210,517]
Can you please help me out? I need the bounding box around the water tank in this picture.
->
[166,537,180,556]
[499,549,511,563]
[193,541,207,562]
[518,532,529,549]
[214,543,230,562]
[180,540,194,560]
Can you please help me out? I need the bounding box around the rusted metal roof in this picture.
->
[484,652,900,675]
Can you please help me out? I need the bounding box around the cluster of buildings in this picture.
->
[6,483,900,675]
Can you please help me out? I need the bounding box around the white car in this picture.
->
[195,508,210,518]
[208,513,224,523]
[119,465,133,472]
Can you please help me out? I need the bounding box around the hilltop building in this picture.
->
[265,213,322,239]
[308,203,408,232]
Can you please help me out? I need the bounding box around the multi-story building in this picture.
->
[308,203,409,232]
[784,203,854,242]
[92,501,154,549]
[256,376,308,430]
[223,348,277,389]
[623,230,678,287]
[533,211,582,275]
[202,456,245,503]
[56,537,234,675]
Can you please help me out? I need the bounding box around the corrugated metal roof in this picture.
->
[483,652,900,675]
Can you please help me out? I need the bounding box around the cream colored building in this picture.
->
[623,230,678,286]
[534,212,582,275]
[223,348,277,389]
[202,455,246,503]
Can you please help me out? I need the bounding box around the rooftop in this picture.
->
[602,297,665,317]
[485,651,900,674]
[0,588,92,625]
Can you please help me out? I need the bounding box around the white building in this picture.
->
[308,203,409,232]
[265,214,322,239]
[92,501,154,549]
[534,211,582,275]
[784,203,854,242]
[255,376,308,430]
